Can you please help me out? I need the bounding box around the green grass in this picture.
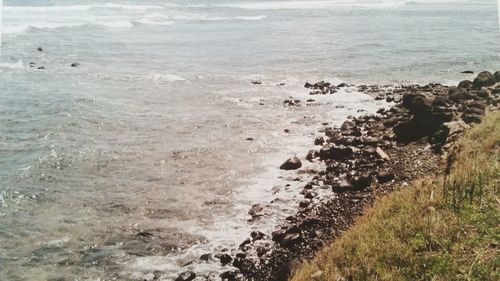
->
[291,112,500,281]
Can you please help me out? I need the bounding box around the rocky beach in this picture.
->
[2,1,499,280]
[173,71,500,281]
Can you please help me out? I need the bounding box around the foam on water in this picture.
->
[217,0,472,10]
[0,60,24,69]
[143,73,187,82]
[3,3,167,12]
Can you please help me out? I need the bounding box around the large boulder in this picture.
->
[473,71,496,88]
[449,90,472,103]
[402,93,423,110]
[280,157,302,170]
[458,80,473,89]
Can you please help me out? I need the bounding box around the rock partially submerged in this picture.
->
[175,271,196,281]
[280,157,302,170]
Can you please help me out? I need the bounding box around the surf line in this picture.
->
[0,0,3,54]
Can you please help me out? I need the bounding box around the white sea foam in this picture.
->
[217,0,404,10]
[3,21,135,35]
[0,60,24,69]
[134,19,175,26]
[234,15,268,20]
[144,74,187,82]
[3,3,166,13]
[217,0,468,10]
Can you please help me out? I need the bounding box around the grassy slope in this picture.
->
[291,112,500,281]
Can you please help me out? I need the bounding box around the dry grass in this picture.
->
[290,112,500,281]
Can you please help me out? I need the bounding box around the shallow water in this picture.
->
[0,0,499,280]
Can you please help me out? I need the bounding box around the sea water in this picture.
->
[0,0,499,280]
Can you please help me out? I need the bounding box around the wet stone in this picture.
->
[175,271,196,281]
[199,253,212,261]
[218,253,232,266]
[280,157,302,170]
[279,233,302,248]
[251,231,266,241]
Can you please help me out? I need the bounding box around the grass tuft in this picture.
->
[290,112,500,281]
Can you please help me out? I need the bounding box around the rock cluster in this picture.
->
[304,80,350,95]
[173,71,499,281]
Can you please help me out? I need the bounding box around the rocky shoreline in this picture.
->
[175,71,500,281]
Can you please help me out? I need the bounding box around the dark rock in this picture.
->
[70,63,80,67]
[474,89,489,98]
[304,182,314,189]
[449,91,471,102]
[300,216,321,227]
[299,200,310,208]
[408,95,432,114]
[462,114,482,124]
[402,93,423,109]
[473,71,496,88]
[38,66,45,70]
[304,82,313,88]
[279,82,286,86]
[304,191,317,199]
[199,253,212,261]
[271,230,286,242]
[248,204,264,218]
[494,71,500,82]
[220,270,238,280]
[251,81,262,85]
[218,254,232,265]
[175,271,196,281]
[279,233,302,248]
[383,117,401,128]
[468,100,486,109]
[246,137,254,141]
[376,170,394,183]
[239,238,251,249]
[314,136,325,146]
[280,157,302,170]
[432,96,450,107]
[235,252,247,259]
[464,107,484,115]
[250,231,266,241]
[431,127,450,144]
[351,172,372,190]
[386,96,395,102]
[136,230,153,237]
[461,70,474,74]
[458,80,473,89]
[306,149,319,161]
[233,257,253,273]
[319,145,353,161]
[256,246,268,257]
[331,180,353,193]
[340,120,355,131]
[37,47,43,52]
[432,110,454,123]
[337,82,349,87]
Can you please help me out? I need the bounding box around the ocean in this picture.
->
[0,0,499,280]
